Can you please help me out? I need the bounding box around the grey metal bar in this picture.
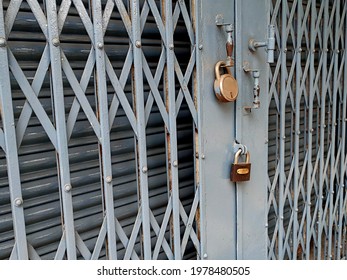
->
[0,0,28,259]
[91,0,117,260]
[91,217,107,260]
[329,0,340,260]
[76,231,92,259]
[152,197,173,260]
[293,0,303,260]
[114,218,140,260]
[123,211,141,260]
[108,49,132,130]
[338,0,347,259]
[15,46,50,148]
[144,49,165,125]
[45,0,77,259]
[65,49,97,140]
[54,234,66,260]
[105,56,138,137]
[131,0,151,260]
[317,0,329,260]
[192,0,205,260]
[278,0,287,259]
[4,0,21,38]
[61,52,101,140]
[27,0,48,38]
[7,51,58,150]
[306,0,316,259]
[164,0,181,260]
[180,186,200,257]
[141,54,169,129]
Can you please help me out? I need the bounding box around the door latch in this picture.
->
[248,24,275,63]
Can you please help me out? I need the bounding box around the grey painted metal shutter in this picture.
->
[0,0,201,260]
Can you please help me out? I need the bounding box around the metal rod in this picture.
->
[164,0,181,260]
[131,0,151,260]
[329,0,340,260]
[45,0,76,259]
[91,0,118,260]
[293,0,303,260]
[278,0,287,259]
[338,0,347,260]
[0,0,28,260]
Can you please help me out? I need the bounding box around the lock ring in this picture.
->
[234,150,250,164]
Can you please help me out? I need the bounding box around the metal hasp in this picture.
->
[248,24,275,63]
[243,63,260,112]
[216,15,234,67]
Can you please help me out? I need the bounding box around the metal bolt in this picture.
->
[52,38,60,47]
[326,48,329,52]
[203,253,208,259]
[282,135,286,139]
[284,48,287,53]
[64,184,72,192]
[142,166,148,173]
[198,44,203,50]
[295,208,299,212]
[188,223,191,227]
[97,42,104,49]
[280,216,284,220]
[337,49,340,54]
[310,128,314,133]
[313,49,316,53]
[106,176,112,183]
[335,122,337,126]
[298,47,302,52]
[135,40,141,48]
[201,154,205,159]
[0,37,6,47]
[297,130,301,135]
[14,198,23,207]
[173,160,178,167]
[265,223,268,228]
[169,43,174,50]
[265,138,269,144]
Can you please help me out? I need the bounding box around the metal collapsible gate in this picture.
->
[0,0,202,260]
[1,0,347,261]
[268,0,347,259]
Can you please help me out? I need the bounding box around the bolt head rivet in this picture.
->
[203,253,208,259]
[169,43,174,50]
[64,184,72,192]
[52,38,60,47]
[142,166,148,173]
[14,198,23,207]
[97,42,104,49]
[106,176,112,183]
[201,154,205,159]
[198,44,203,50]
[173,160,178,167]
[135,40,141,48]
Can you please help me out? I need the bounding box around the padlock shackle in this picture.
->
[215,60,231,80]
[234,150,250,164]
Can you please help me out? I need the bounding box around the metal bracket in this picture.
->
[248,24,275,63]
[243,62,260,112]
[216,15,234,67]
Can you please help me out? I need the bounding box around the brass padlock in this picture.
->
[230,150,251,182]
[214,61,239,102]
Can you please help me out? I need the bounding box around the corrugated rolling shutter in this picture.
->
[0,0,198,260]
